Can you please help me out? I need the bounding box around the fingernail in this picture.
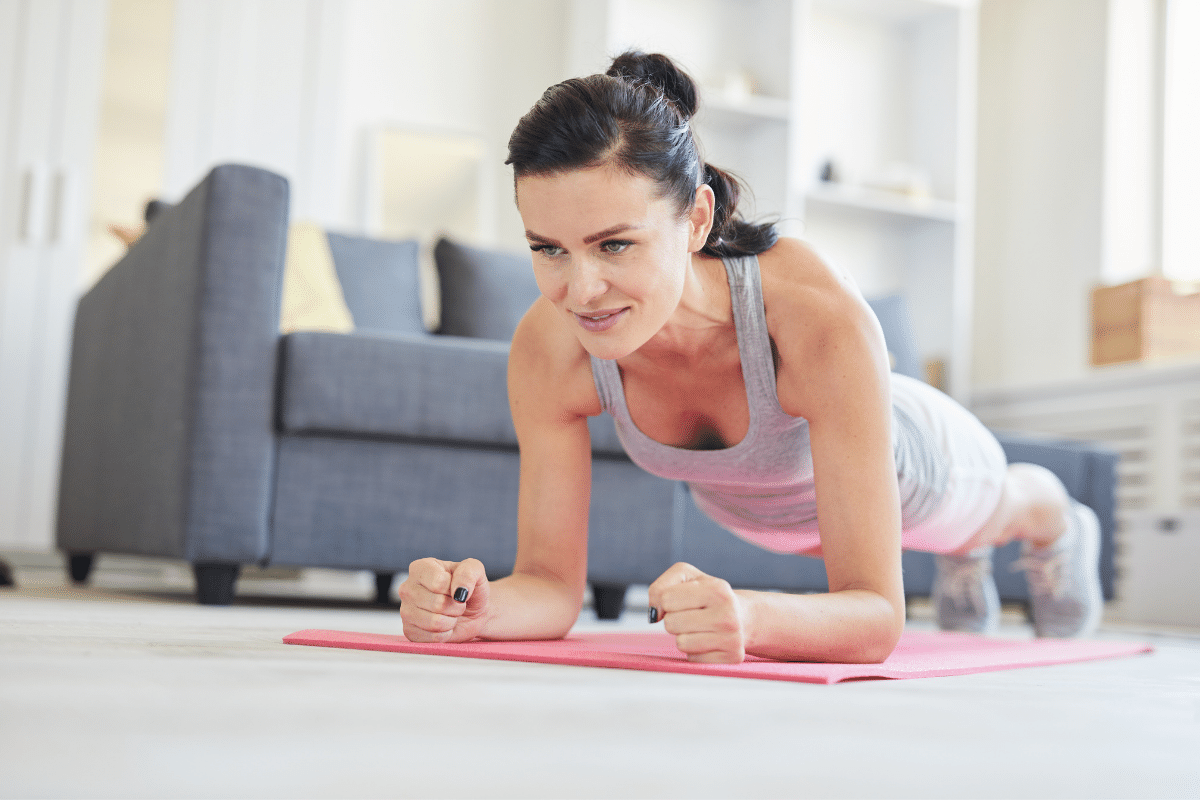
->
[454,588,469,603]
[649,607,659,624]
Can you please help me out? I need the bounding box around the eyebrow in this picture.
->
[524,224,640,246]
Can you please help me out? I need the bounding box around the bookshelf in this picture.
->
[568,0,979,398]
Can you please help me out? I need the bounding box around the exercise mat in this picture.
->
[283,629,1152,684]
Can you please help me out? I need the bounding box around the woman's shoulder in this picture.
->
[756,237,873,338]
[510,297,603,419]
[755,237,890,416]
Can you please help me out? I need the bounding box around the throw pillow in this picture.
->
[279,222,355,334]
[434,238,541,341]
[326,232,425,335]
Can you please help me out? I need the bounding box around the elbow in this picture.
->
[544,594,585,640]
[855,623,903,664]
[848,596,906,664]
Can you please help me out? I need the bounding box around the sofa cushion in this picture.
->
[280,222,355,334]
[434,238,541,340]
[326,231,425,335]
[278,330,627,455]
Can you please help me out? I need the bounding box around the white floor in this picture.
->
[2,551,1199,800]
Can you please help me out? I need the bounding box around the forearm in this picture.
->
[739,588,905,663]
[477,570,584,641]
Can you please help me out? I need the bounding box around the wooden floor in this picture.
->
[2,551,1199,799]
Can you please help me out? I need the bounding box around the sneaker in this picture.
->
[933,547,1000,634]
[1012,500,1103,638]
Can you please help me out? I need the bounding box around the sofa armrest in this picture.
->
[57,164,288,564]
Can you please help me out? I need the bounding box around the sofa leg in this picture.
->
[591,582,628,620]
[193,563,240,606]
[373,572,396,605]
[68,552,95,584]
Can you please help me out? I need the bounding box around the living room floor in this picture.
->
[2,551,1199,800]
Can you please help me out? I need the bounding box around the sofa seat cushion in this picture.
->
[279,331,626,455]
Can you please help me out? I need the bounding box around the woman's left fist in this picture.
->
[647,562,751,664]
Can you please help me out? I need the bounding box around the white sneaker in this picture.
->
[933,547,1000,635]
[1012,500,1103,638]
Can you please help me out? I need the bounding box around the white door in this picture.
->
[0,0,107,550]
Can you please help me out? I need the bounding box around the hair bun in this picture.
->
[606,51,698,120]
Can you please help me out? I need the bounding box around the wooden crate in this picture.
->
[1091,276,1200,366]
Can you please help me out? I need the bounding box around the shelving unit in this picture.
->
[797,0,977,399]
[567,0,803,228]
[567,0,977,398]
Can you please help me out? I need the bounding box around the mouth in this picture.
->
[572,307,629,333]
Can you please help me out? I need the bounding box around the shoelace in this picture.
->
[940,556,992,609]
[1011,552,1067,600]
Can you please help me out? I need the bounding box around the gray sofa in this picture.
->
[57,164,1118,615]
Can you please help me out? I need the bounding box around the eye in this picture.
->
[530,244,564,257]
[600,240,632,254]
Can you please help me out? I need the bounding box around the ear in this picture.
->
[687,184,716,253]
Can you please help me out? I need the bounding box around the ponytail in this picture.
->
[701,163,778,258]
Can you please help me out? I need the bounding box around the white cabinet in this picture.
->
[568,0,978,399]
[0,0,108,549]
[1112,511,1200,629]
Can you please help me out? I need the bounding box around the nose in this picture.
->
[567,257,609,308]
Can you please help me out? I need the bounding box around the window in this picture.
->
[1161,0,1200,281]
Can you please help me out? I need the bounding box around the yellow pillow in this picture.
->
[279,222,355,334]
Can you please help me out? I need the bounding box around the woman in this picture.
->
[398,52,1103,664]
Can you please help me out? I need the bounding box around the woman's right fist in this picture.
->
[397,558,491,643]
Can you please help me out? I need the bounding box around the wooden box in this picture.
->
[1091,276,1200,366]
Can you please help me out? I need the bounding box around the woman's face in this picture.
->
[516,164,708,360]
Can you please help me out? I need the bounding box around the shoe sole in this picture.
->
[1072,501,1104,637]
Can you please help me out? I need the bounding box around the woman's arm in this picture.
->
[476,305,598,639]
[648,562,901,663]
[404,297,602,644]
[766,239,906,658]
[650,240,905,664]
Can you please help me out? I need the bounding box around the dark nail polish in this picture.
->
[454,587,469,603]
[649,607,659,624]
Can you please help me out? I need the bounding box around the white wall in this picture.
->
[972,0,1109,392]
[162,0,347,223]
[160,0,567,253]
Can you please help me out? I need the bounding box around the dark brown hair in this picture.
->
[506,51,778,258]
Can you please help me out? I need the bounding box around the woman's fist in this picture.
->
[647,562,751,664]
[397,558,491,643]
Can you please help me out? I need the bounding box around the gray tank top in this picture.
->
[589,254,948,553]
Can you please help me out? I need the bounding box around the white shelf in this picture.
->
[815,0,974,24]
[804,184,959,222]
[701,93,792,124]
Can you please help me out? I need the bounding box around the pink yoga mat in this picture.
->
[283,629,1152,684]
